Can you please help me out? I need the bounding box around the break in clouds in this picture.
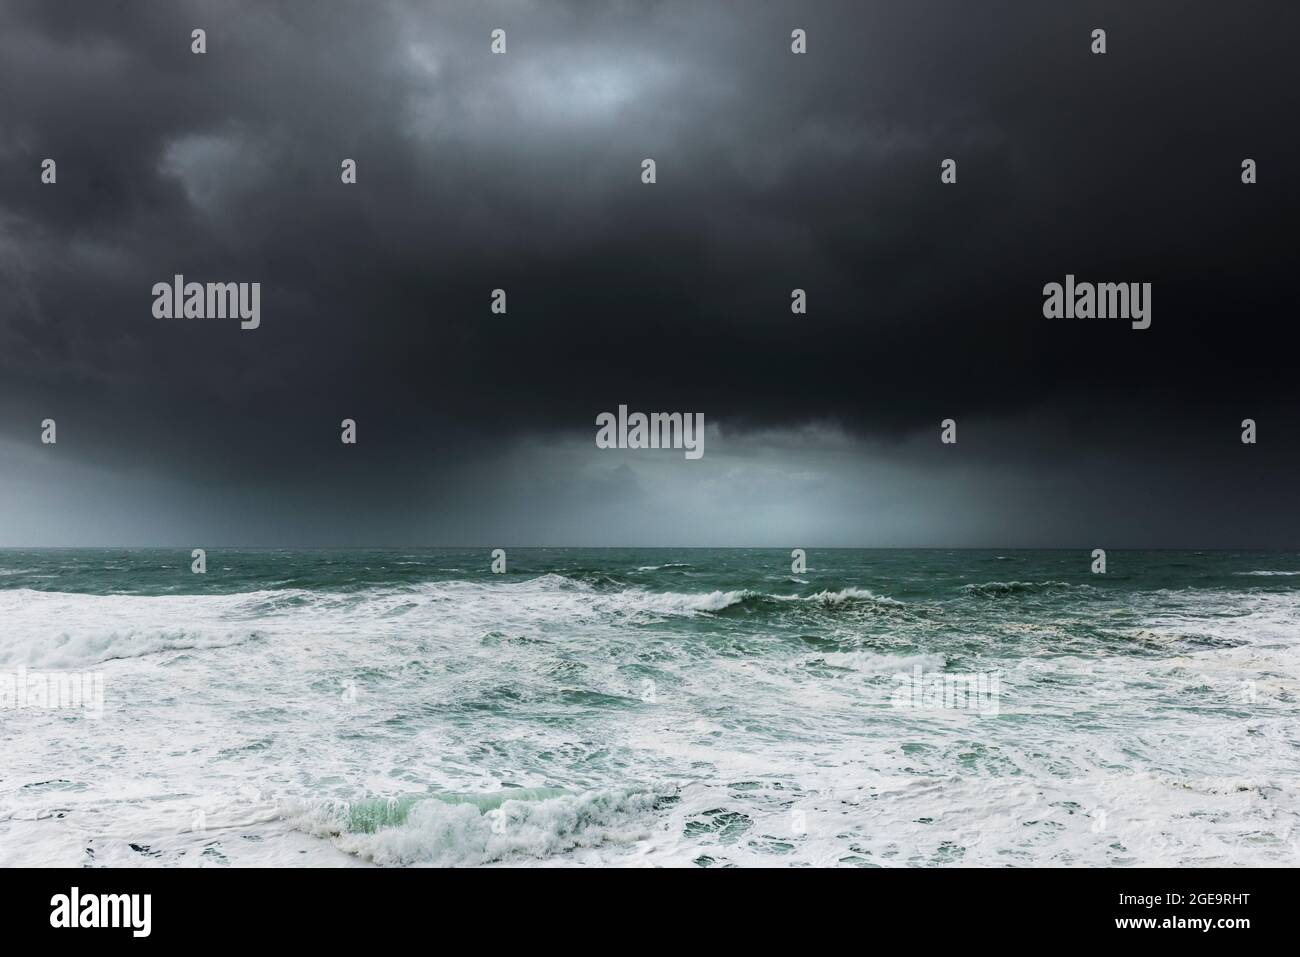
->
[1,0,1298,546]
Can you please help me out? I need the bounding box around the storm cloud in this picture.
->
[1,0,1297,546]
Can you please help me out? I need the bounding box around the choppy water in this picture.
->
[1,548,1298,867]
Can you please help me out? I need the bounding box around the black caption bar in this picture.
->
[0,867,1288,945]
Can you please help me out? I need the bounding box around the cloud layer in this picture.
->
[1,1,1296,545]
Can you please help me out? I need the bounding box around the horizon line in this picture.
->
[0,545,1293,552]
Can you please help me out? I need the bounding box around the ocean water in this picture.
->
[1,547,1298,868]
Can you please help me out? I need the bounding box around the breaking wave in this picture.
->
[0,578,906,668]
[284,787,662,867]
[0,588,268,667]
[960,580,1083,597]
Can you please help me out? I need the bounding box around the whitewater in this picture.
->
[1,548,1297,867]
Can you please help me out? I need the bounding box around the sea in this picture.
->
[1,547,1297,867]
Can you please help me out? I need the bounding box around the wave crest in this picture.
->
[960,580,1081,597]
[0,588,267,667]
[286,787,660,867]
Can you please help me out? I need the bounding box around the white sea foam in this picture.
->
[799,587,904,608]
[2,571,1298,868]
[0,588,272,667]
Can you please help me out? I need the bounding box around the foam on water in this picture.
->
[2,549,1298,867]
[284,787,661,867]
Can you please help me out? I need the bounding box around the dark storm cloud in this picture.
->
[1,0,1297,544]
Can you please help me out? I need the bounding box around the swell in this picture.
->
[0,576,913,668]
[959,580,1087,597]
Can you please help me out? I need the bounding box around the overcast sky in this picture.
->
[1,0,1297,547]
